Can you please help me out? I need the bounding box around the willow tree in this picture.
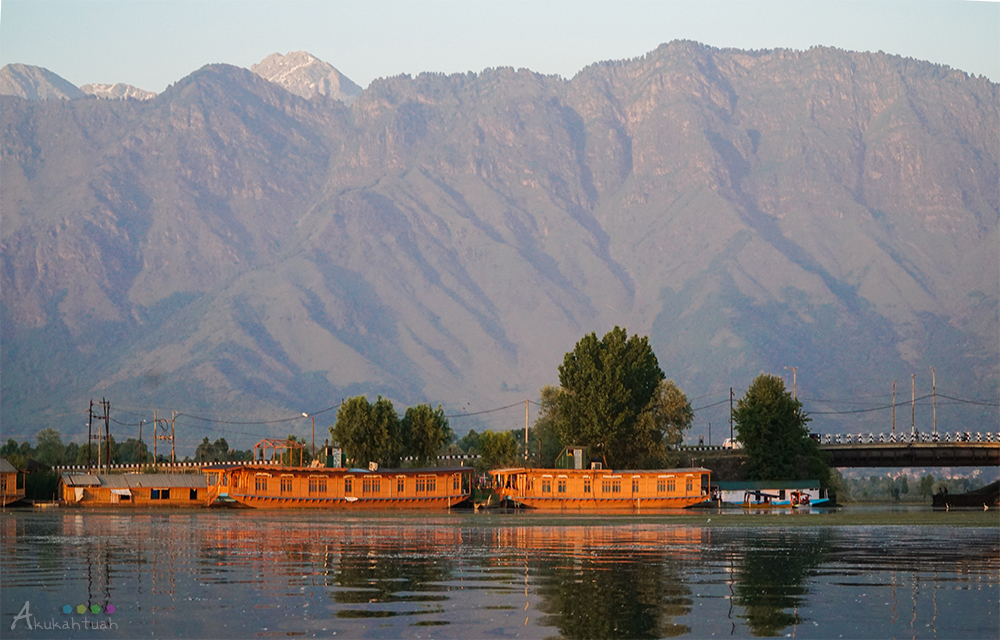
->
[555,327,665,468]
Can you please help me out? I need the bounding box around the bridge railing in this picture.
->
[816,432,997,445]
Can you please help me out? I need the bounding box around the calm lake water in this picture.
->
[2,507,997,639]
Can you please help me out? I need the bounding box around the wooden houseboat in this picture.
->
[1,458,26,506]
[59,472,207,507]
[203,438,473,509]
[204,463,473,509]
[489,466,712,510]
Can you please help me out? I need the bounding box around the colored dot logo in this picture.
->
[63,603,115,614]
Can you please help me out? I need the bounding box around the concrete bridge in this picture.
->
[816,431,999,467]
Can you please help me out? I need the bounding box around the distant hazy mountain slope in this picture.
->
[251,51,363,104]
[1,44,996,449]
[0,63,85,100]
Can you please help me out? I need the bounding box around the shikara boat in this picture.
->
[489,466,711,511]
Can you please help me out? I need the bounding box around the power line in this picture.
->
[444,401,527,419]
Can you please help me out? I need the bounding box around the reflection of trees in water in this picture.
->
[333,541,452,604]
[731,530,833,637]
[535,553,691,638]
[526,527,698,639]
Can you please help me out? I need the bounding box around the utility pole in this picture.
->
[911,374,916,436]
[153,410,157,466]
[170,411,176,464]
[891,380,896,435]
[931,366,937,435]
[87,400,94,471]
[729,388,734,445]
[303,413,315,459]
[784,366,798,400]
[102,399,111,473]
[524,399,529,466]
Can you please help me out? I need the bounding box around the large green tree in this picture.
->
[733,374,823,481]
[530,385,570,468]
[477,430,519,470]
[34,428,65,466]
[400,404,453,466]
[555,327,665,468]
[331,395,401,468]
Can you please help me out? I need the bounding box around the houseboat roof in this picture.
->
[60,473,208,489]
[0,458,17,473]
[206,463,471,474]
[490,467,712,474]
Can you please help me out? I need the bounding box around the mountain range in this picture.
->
[1,42,997,452]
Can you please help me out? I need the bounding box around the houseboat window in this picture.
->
[602,479,621,494]
[151,489,159,499]
[190,489,198,500]
[557,479,566,493]
[427,477,436,492]
[583,478,591,493]
[222,474,228,486]
[542,479,551,493]
[345,477,353,493]
[657,479,666,493]
[397,477,405,493]
[281,477,293,493]
[632,479,639,493]
[453,476,460,491]
[416,477,426,492]
[319,478,327,493]
[208,474,217,486]
[309,478,319,494]
[686,478,693,493]
[363,477,381,494]
[667,479,676,492]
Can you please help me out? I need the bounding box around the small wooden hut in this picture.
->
[1,458,26,506]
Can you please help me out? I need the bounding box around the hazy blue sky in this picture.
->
[1,1,997,92]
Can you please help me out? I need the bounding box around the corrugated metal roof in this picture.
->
[0,458,17,473]
[61,473,101,486]
[125,474,206,489]
[59,473,207,489]
[96,475,132,488]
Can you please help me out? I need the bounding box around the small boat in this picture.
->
[742,489,781,508]
[773,490,829,508]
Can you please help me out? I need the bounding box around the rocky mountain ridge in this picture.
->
[1,42,996,450]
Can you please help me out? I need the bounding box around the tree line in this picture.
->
[3,326,832,491]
